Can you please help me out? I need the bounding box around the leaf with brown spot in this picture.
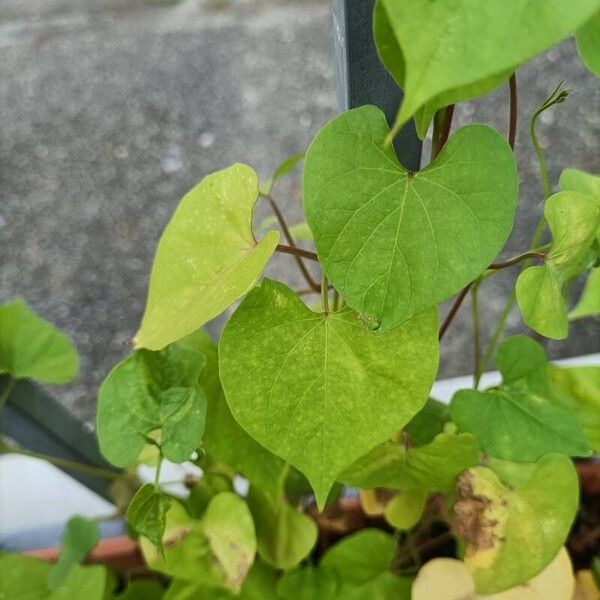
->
[454,455,578,594]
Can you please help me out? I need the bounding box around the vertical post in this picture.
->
[331,0,422,171]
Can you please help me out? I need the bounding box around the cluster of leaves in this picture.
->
[1,0,600,598]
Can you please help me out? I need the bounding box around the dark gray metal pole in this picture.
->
[0,377,119,499]
[331,0,422,171]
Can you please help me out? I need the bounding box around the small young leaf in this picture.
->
[202,492,257,593]
[495,334,548,387]
[516,192,600,339]
[384,490,427,531]
[376,0,600,132]
[570,268,600,319]
[134,164,279,350]
[0,552,52,600]
[97,341,207,467]
[340,432,479,492]
[549,365,600,452]
[303,106,517,333]
[454,454,578,594]
[126,483,172,551]
[219,278,439,508]
[260,152,305,196]
[576,10,600,77]
[248,486,317,570]
[49,516,100,590]
[48,565,107,600]
[320,529,396,585]
[0,299,79,384]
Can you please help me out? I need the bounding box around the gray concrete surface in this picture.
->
[1,0,599,423]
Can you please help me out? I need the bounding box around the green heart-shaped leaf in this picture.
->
[219,278,438,508]
[134,164,279,350]
[97,340,207,467]
[340,431,479,492]
[0,299,79,384]
[577,10,600,77]
[455,454,579,593]
[373,0,510,139]
[451,388,589,462]
[451,336,590,462]
[303,106,517,333]
[248,485,317,570]
[516,192,600,339]
[376,0,600,132]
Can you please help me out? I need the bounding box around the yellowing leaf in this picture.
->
[412,547,574,600]
[454,456,578,594]
[412,558,475,600]
[202,492,257,592]
[134,164,279,350]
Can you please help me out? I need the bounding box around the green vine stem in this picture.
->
[154,455,164,488]
[276,244,319,262]
[508,73,518,150]
[477,84,571,378]
[266,194,320,290]
[321,274,330,315]
[0,377,16,415]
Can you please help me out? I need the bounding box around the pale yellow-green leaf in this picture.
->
[384,490,427,530]
[516,192,600,339]
[134,164,279,350]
